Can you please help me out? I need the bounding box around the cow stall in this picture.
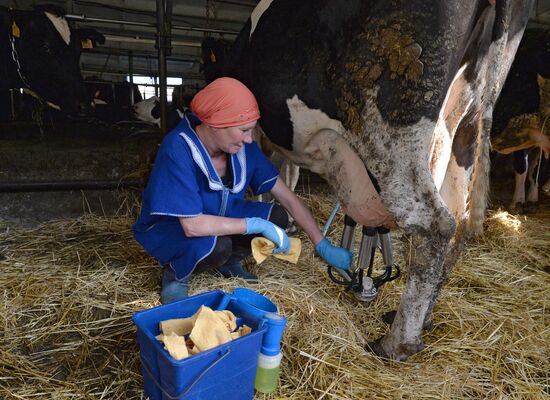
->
[0,121,162,225]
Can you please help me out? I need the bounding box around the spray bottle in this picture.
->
[255,312,287,394]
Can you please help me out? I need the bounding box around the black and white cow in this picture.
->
[85,77,143,106]
[84,77,143,123]
[132,85,199,130]
[0,4,104,121]
[131,96,185,131]
[490,29,550,212]
[225,0,533,360]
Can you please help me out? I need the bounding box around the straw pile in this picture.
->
[0,190,548,399]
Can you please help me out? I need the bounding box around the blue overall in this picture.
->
[133,113,279,279]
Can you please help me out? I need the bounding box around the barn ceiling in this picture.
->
[5,0,260,85]
[4,0,550,87]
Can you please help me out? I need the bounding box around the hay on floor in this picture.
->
[0,193,548,399]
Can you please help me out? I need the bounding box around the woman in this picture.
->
[133,77,351,303]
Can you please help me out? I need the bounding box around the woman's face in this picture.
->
[215,121,257,153]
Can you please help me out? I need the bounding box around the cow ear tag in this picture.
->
[81,39,94,49]
[210,49,217,63]
[12,21,21,38]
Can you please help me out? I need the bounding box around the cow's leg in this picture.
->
[278,157,301,233]
[526,150,541,205]
[370,223,454,360]
[279,157,300,193]
[511,150,528,212]
[363,150,455,360]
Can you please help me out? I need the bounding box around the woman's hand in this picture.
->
[315,238,353,270]
[245,217,290,254]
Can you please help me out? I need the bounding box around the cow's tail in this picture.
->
[467,114,491,236]
[467,0,532,236]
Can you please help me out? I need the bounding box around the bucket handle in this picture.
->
[140,348,232,399]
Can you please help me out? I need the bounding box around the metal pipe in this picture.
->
[66,14,240,35]
[156,0,169,133]
[102,34,201,47]
[9,89,17,119]
[0,179,145,193]
[128,50,134,103]
[81,68,204,81]
[85,47,199,63]
[322,200,340,236]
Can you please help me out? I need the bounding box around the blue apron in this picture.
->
[133,113,279,279]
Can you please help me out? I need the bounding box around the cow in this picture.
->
[132,96,185,131]
[132,85,200,130]
[0,4,105,121]
[171,84,196,112]
[201,37,231,84]
[490,28,550,212]
[85,77,143,106]
[224,0,533,361]
[84,77,143,123]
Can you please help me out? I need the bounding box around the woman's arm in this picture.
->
[269,177,324,245]
[179,215,246,237]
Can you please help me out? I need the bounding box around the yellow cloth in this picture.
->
[162,332,189,360]
[189,305,233,352]
[156,306,251,360]
[251,237,301,264]
[159,318,194,336]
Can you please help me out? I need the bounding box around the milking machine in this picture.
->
[322,202,401,302]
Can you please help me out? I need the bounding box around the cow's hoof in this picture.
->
[365,337,390,359]
[508,202,525,214]
[524,202,538,213]
[365,337,424,361]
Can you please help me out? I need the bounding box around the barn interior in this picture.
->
[1,1,549,399]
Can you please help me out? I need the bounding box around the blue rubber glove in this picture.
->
[315,238,353,270]
[245,217,290,254]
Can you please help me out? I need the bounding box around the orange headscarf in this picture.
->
[190,77,260,128]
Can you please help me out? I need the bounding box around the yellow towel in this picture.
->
[251,237,301,264]
[189,306,233,352]
[162,332,189,360]
[159,317,194,336]
[156,306,252,360]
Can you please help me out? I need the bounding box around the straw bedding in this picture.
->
[0,191,548,399]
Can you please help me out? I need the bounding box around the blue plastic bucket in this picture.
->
[132,290,268,400]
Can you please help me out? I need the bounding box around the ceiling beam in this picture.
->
[66,13,240,35]
[72,0,251,28]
